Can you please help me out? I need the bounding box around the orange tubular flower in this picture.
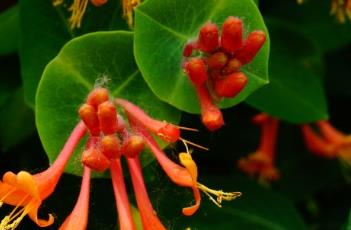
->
[330,0,351,23]
[238,113,280,182]
[59,167,91,230]
[0,87,241,229]
[301,120,351,165]
[110,159,137,230]
[53,0,140,29]
[127,114,241,216]
[0,121,86,229]
[127,157,166,230]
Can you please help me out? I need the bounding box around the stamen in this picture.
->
[180,138,209,151]
[0,197,33,230]
[197,183,241,208]
[175,125,199,132]
[7,195,30,221]
[68,0,89,29]
[0,188,17,204]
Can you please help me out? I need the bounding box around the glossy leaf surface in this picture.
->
[134,0,270,113]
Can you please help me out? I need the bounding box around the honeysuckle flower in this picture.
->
[59,166,91,230]
[53,0,140,29]
[331,0,351,23]
[301,120,351,165]
[127,157,166,230]
[1,86,241,229]
[238,113,280,182]
[298,0,351,23]
[110,159,137,230]
[127,113,241,214]
[182,16,266,131]
[0,121,86,229]
[122,0,140,27]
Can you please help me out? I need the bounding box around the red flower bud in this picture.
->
[197,22,219,53]
[183,41,197,57]
[184,58,208,85]
[97,101,118,135]
[206,52,228,69]
[214,72,248,98]
[81,147,110,172]
[86,87,109,108]
[157,123,180,143]
[101,135,121,159]
[221,16,243,53]
[122,135,145,158]
[235,30,266,65]
[221,58,241,75]
[90,0,108,7]
[79,103,100,136]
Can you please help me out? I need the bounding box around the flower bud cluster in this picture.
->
[183,16,266,131]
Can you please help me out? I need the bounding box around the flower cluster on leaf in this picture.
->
[0,87,241,230]
[182,16,266,131]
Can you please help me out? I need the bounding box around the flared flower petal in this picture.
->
[238,114,280,181]
[302,120,351,165]
[0,122,86,229]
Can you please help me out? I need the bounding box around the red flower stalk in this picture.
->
[128,116,193,187]
[110,159,137,230]
[0,121,86,229]
[238,113,280,181]
[195,84,224,131]
[127,113,241,216]
[182,16,266,131]
[59,167,91,230]
[115,98,180,143]
[301,120,351,165]
[127,157,166,230]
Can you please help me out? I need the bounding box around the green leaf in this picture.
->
[0,5,19,55]
[134,0,269,114]
[152,173,307,230]
[347,210,351,230]
[265,0,351,52]
[19,0,128,107]
[246,19,328,123]
[0,88,35,151]
[36,31,181,177]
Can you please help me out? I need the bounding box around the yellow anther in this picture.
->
[197,183,241,208]
[52,0,63,6]
[122,0,140,27]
